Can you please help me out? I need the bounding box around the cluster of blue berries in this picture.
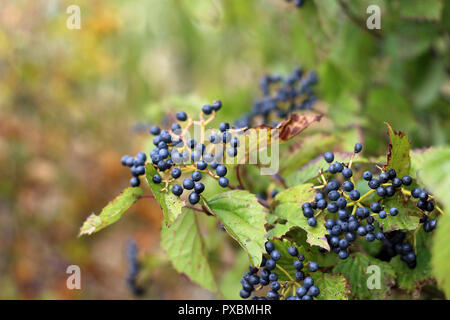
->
[301,143,438,266]
[377,231,417,269]
[120,152,147,187]
[240,241,320,300]
[126,240,144,296]
[234,66,318,129]
[121,100,242,205]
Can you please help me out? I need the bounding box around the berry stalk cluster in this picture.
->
[301,143,439,267]
[121,100,244,205]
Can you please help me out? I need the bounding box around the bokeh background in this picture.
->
[0,0,448,299]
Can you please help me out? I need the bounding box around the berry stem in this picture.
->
[139,195,155,199]
[358,189,376,202]
[235,165,246,190]
[275,264,300,286]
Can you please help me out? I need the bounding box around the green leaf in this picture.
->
[145,163,184,226]
[314,272,350,300]
[376,197,421,232]
[417,146,450,207]
[161,209,217,292]
[79,187,142,236]
[432,207,450,298]
[219,250,250,299]
[280,133,338,176]
[333,253,396,299]
[206,190,267,267]
[384,123,411,177]
[268,184,329,250]
[416,146,450,297]
[285,152,370,187]
[398,0,443,21]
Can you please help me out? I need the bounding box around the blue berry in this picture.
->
[150,125,161,135]
[338,250,349,259]
[308,285,320,297]
[270,281,281,291]
[363,171,373,181]
[389,207,399,216]
[130,177,140,187]
[182,178,194,190]
[172,184,183,196]
[375,232,385,240]
[171,123,181,133]
[197,160,207,170]
[295,271,305,281]
[227,147,237,157]
[293,260,303,270]
[368,179,380,189]
[265,241,275,253]
[316,199,327,209]
[327,202,338,213]
[379,210,387,219]
[346,232,356,242]
[308,217,317,226]
[370,202,382,213]
[411,188,422,198]
[325,219,335,229]
[218,177,229,187]
[222,131,232,143]
[219,122,230,132]
[216,165,227,177]
[357,226,367,236]
[265,259,276,270]
[387,168,397,179]
[379,172,389,183]
[176,111,187,121]
[152,174,162,184]
[324,152,334,163]
[338,239,349,250]
[296,286,307,298]
[288,246,298,257]
[268,273,278,282]
[189,192,200,204]
[376,187,387,197]
[270,250,281,261]
[354,143,362,153]
[239,289,251,299]
[401,175,412,186]
[303,277,314,289]
[171,168,181,179]
[202,104,212,115]
[194,182,205,194]
[211,100,222,111]
[308,262,319,272]
[192,171,202,181]
[366,233,375,242]
[230,137,240,147]
[349,190,360,201]
[342,181,354,192]
[209,133,221,144]
[342,168,353,179]
[328,190,339,201]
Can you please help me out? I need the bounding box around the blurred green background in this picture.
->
[0,0,448,299]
